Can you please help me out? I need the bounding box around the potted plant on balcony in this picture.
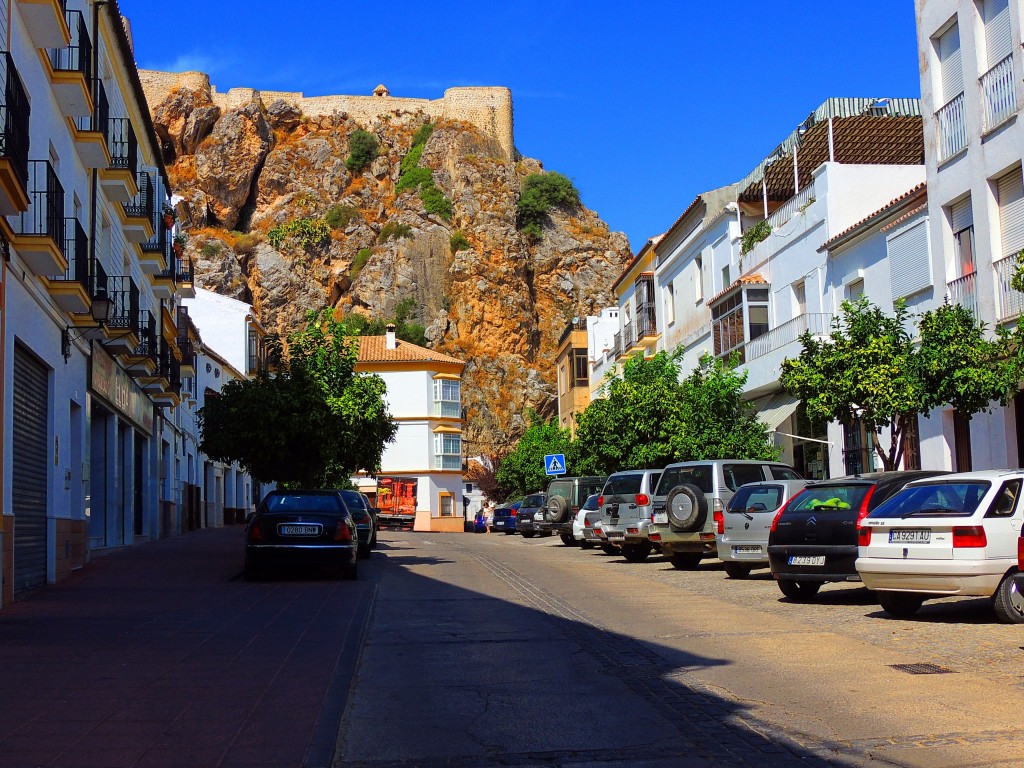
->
[173,233,187,257]
[162,205,177,230]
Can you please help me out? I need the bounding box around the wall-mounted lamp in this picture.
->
[61,289,113,363]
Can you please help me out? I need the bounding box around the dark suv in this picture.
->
[768,471,946,601]
[543,476,606,545]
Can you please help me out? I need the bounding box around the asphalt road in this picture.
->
[337,531,1024,768]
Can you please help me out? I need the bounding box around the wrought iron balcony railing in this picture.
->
[15,160,65,245]
[994,254,1024,321]
[49,9,92,82]
[123,170,153,221]
[75,77,109,140]
[104,275,140,337]
[141,222,166,254]
[108,117,137,171]
[1,51,30,192]
[133,311,158,360]
[56,216,89,288]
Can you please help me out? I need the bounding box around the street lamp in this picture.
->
[61,288,114,363]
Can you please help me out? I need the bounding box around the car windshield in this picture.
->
[728,485,784,513]
[582,494,599,511]
[787,485,870,513]
[603,474,643,495]
[262,494,343,514]
[338,490,368,510]
[771,467,802,481]
[867,481,991,519]
[521,494,545,508]
[657,465,713,495]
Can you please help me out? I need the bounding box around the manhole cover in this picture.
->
[889,663,956,675]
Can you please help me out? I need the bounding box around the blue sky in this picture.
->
[120,1,922,252]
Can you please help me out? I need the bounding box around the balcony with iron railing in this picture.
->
[994,254,1024,322]
[175,256,196,298]
[72,78,110,167]
[123,311,158,375]
[101,275,141,355]
[947,270,978,318]
[100,117,138,203]
[44,217,91,314]
[19,0,69,49]
[11,160,66,275]
[122,170,154,242]
[936,92,967,162]
[0,51,31,215]
[635,304,657,342]
[981,54,1018,133]
[736,312,833,395]
[47,9,92,117]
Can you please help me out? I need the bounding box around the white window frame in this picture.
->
[433,378,461,417]
[434,432,462,470]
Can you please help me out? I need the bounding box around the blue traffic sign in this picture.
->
[544,453,566,476]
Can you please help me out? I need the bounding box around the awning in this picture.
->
[756,392,800,431]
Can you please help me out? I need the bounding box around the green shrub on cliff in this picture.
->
[517,172,580,239]
[346,130,378,172]
[325,204,361,230]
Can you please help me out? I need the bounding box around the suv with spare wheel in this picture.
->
[598,469,664,562]
[648,460,802,570]
[543,476,606,545]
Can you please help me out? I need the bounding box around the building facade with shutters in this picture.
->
[354,329,466,532]
[916,0,1024,471]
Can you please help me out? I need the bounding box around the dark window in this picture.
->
[573,349,589,386]
[723,464,766,491]
[843,419,871,475]
[902,414,922,470]
[728,485,784,513]
[657,465,713,495]
[339,490,368,510]
[789,484,872,513]
[603,473,644,496]
[953,410,973,472]
[522,494,546,507]
[263,494,343,514]
[988,480,1020,518]
[868,482,990,519]
[770,466,802,481]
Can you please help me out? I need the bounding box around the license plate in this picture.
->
[788,555,825,566]
[494,521,505,527]
[608,532,624,540]
[280,524,319,535]
[653,513,668,524]
[733,545,761,554]
[889,529,931,544]
[534,513,543,521]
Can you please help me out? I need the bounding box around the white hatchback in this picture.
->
[856,470,1024,622]
[572,494,602,549]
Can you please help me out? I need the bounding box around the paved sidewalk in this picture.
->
[0,527,372,768]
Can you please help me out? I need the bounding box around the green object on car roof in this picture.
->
[808,497,850,509]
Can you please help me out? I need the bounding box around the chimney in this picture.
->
[385,324,397,350]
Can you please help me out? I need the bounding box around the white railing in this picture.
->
[936,92,967,161]
[947,270,978,317]
[981,54,1017,133]
[745,313,832,362]
[767,181,816,231]
[994,254,1024,321]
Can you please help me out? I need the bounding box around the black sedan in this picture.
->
[335,489,378,558]
[767,471,945,601]
[245,490,358,580]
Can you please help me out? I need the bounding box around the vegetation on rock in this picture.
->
[341,298,427,347]
[350,247,372,278]
[325,204,362,230]
[517,172,581,240]
[395,121,452,220]
[449,230,470,253]
[268,217,331,249]
[378,221,414,242]
[346,129,379,172]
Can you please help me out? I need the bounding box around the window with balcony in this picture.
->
[247,328,263,373]
[935,20,966,159]
[902,414,922,470]
[995,166,1024,319]
[981,0,1016,131]
[635,274,656,339]
[433,378,461,417]
[951,197,975,277]
[843,419,873,476]
[710,286,769,363]
[434,432,462,470]
[573,348,588,386]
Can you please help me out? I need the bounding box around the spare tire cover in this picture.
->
[547,495,569,523]
[666,484,708,532]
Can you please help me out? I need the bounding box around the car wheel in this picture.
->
[877,590,925,618]
[522,531,536,539]
[358,542,371,559]
[580,540,594,550]
[665,484,709,532]
[547,496,570,524]
[342,561,358,581]
[724,563,752,579]
[370,531,378,549]
[621,542,653,563]
[992,574,1024,624]
[670,552,703,570]
[600,543,619,556]
[559,533,576,546]
[777,579,822,601]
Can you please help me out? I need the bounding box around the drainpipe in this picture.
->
[89,1,107,295]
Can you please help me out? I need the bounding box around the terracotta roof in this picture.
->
[357,336,465,366]
[611,232,665,292]
[707,273,768,306]
[818,183,927,252]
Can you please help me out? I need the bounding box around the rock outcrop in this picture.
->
[150,80,631,452]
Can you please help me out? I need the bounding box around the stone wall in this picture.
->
[138,69,516,159]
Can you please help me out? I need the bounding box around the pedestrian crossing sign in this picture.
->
[544,454,566,476]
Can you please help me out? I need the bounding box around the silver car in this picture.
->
[599,469,663,562]
[717,479,807,578]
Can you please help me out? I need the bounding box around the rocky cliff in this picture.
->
[147,77,631,452]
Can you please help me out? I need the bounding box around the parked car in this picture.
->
[598,469,663,562]
[572,494,602,549]
[244,489,358,580]
[543,476,606,544]
[336,489,378,558]
[717,479,808,578]
[857,470,1024,622]
[492,500,522,534]
[768,470,944,601]
[649,460,802,569]
[517,493,548,538]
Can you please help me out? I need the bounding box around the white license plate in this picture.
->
[534,513,544,521]
[607,532,624,540]
[733,545,761,554]
[494,521,505,527]
[653,513,668,524]
[889,529,931,544]
[788,555,825,566]
[280,524,319,536]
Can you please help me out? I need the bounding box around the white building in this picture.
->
[181,287,267,380]
[915,0,1024,470]
[355,328,466,532]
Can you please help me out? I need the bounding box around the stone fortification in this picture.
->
[138,70,515,160]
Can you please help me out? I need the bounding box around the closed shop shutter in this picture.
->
[998,166,1024,257]
[938,23,964,103]
[12,346,49,593]
[983,0,1012,68]
[888,219,932,298]
[950,197,973,233]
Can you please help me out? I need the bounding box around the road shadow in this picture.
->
[864,595,1005,625]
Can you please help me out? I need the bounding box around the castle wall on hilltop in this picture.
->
[138,70,515,159]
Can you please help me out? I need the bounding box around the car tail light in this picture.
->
[248,520,265,541]
[713,509,724,535]
[584,518,592,528]
[597,495,604,506]
[649,532,662,542]
[635,493,650,506]
[627,527,639,534]
[334,522,353,542]
[953,526,987,548]
[858,526,872,547]
[713,498,724,513]
[1018,536,1024,570]
[855,484,878,529]
[770,490,805,533]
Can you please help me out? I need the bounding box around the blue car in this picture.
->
[491,500,523,534]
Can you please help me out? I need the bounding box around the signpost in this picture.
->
[544,453,566,476]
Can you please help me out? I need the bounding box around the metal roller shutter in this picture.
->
[983,0,1012,68]
[888,219,932,299]
[938,22,963,103]
[12,346,50,593]
[950,197,973,234]
[998,166,1024,257]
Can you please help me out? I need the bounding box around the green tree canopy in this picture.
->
[495,412,572,498]
[340,297,427,346]
[199,309,397,487]
[780,297,1016,471]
